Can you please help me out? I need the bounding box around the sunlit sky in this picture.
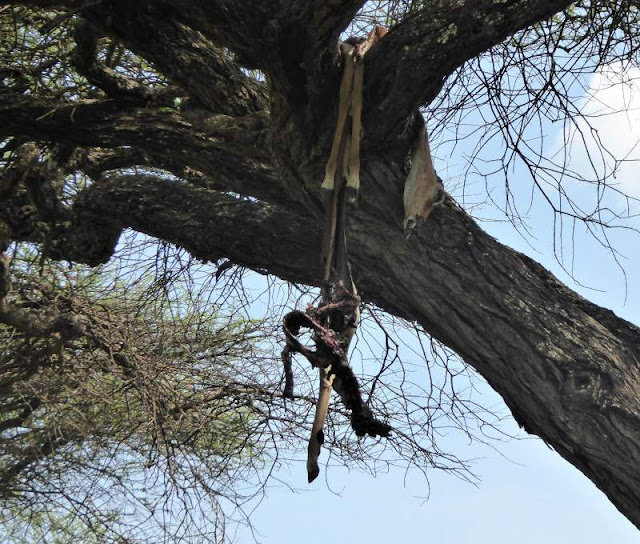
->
[236,66,640,543]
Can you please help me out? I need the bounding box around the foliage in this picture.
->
[0,237,498,541]
[0,244,278,541]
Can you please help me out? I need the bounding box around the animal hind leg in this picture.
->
[346,60,364,202]
[307,366,335,483]
[321,45,356,194]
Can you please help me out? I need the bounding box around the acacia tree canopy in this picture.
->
[2,0,640,535]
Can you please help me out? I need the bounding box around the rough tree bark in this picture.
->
[2,0,640,530]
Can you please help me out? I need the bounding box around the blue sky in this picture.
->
[235,65,640,543]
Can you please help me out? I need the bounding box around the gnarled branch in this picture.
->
[364,0,575,139]
[0,94,286,201]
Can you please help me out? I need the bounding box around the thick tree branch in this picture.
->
[0,303,85,342]
[0,397,41,434]
[123,0,300,70]
[0,249,84,344]
[72,18,155,106]
[60,175,321,274]
[364,0,575,138]
[0,94,288,202]
[147,0,365,70]
[309,0,366,46]
[80,0,363,142]
[81,7,268,115]
[0,432,78,496]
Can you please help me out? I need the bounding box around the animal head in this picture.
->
[403,175,445,236]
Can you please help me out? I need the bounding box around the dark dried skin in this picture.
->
[4,0,640,530]
[281,288,390,438]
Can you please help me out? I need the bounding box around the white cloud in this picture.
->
[569,63,640,202]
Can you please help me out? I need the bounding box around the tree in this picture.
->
[1,0,640,537]
[0,243,292,541]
